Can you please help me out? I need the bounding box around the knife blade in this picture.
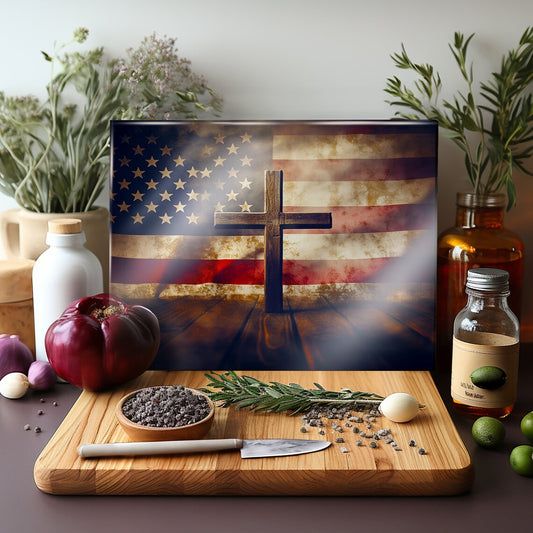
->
[78,438,331,459]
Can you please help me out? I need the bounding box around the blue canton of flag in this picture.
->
[110,122,272,236]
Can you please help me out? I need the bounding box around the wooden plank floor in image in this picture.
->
[135,295,434,371]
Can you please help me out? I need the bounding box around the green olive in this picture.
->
[470,366,507,390]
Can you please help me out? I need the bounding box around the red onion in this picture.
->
[0,334,33,380]
[28,361,56,391]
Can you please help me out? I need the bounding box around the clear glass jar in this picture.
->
[451,268,519,418]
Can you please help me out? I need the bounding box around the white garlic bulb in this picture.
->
[379,392,421,423]
[0,372,30,399]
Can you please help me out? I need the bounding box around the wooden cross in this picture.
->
[214,170,332,313]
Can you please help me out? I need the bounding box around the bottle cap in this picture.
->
[48,219,82,234]
[466,268,510,292]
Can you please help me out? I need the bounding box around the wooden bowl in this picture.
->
[115,386,215,442]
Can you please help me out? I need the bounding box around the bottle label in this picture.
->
[451,332,519,408]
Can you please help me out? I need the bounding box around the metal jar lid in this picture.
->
[466,268,510,292]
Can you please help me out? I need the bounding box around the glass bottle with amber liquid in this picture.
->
[451,268,519,418]
[436,193,524,371]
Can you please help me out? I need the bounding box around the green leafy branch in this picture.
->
[385,28,533,210]
[200,371,385,415]
[0,31,122,212]
[0,28,223,213]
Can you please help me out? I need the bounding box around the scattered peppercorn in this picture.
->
[37,410,44,415]
[34,426,41,433]
[300,426,307,433]
[297,403,430,457]
[23,424,31,431]
[340,446,349,453]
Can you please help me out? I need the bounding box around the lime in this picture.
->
[520,411,533,442]
[471,416,506,449]
[509,445,533,476]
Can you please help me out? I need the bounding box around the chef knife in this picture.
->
[78,438,331,459]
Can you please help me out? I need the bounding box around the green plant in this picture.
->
[385,28,533,210]
[0,29,222,213]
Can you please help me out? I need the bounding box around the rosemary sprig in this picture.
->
[384,27,533,210]
[200,371,385,415]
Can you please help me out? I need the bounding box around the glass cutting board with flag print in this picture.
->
[110,120,437,370]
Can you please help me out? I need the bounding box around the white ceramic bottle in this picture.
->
[32,218,103,362]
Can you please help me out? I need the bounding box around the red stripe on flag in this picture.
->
[111,256,434,286]
[282,258,394,284]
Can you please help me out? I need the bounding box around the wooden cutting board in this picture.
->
[34,370,474,496]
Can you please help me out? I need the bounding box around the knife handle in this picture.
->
[78,438,244,458]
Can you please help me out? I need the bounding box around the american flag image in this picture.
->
[110,120,437,370]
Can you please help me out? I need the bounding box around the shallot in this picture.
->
[0,334,33,380]
[28,361,56,391]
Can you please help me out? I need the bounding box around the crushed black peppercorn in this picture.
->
[121,386,211,428]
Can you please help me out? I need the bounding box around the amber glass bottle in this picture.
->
[436,193,524,371]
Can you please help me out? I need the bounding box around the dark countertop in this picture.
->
[1,348,532,533]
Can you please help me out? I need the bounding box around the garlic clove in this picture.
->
[379,392,421,423]
[0,372,30,399]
